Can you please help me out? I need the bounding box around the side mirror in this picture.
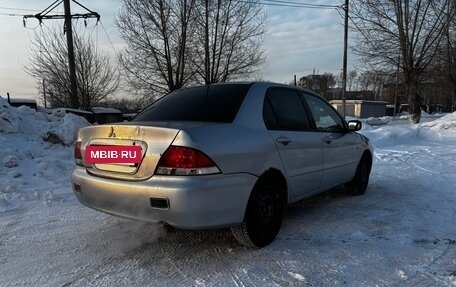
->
[347,120,362,132]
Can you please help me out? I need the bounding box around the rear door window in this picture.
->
[133,84,250,123]
[263,88,311,131]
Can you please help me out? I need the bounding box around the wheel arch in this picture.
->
[254,168,288,206]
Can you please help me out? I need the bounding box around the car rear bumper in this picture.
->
[71,166,255,229]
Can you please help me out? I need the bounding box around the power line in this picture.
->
[100,20,118,54]
[0,7,41,12]
[263,0,341,9]
[0,12,24,17]
[23,0,100,24]
[240,0,349,117]
[23,0,100,109]
[236,0,341,9]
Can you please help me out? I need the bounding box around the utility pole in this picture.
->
[63,0,78,109]
[24,0,100,109]
[341,0,349,119]
[43,79,47,109]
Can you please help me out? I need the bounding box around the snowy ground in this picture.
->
[1,97,456,286]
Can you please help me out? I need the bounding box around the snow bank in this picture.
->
[365,117,389,126]
[0,97,89,145]
[0,97,19,133]
[420,112,456,134]
[361,112,456,147]
[45,111,90,145]
[0,96,90,210]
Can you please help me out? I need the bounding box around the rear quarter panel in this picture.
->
[172,125,284,177]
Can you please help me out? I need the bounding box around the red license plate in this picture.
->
[85,145,142,164]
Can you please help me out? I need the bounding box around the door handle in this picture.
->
[322,135,333,144]
[276,136,292,145]
[322,133,343,144]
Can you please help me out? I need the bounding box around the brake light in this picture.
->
[155,146,220,175]
[74,141,83,165]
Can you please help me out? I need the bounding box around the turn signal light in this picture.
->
[74,141,83,165]
[155,146,220,175]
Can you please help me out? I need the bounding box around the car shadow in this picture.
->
[63,184,380,286]
[113,185,354,254]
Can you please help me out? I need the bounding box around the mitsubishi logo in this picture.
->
[108,127,116,138]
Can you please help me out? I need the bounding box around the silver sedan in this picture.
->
[72,82,373,247]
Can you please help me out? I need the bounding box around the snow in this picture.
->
[1,98,456,286]
[421,112,456,137]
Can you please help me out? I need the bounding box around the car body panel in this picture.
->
[172,124,285,178]
[317,131,361,190]
[72,167,255,228]
[77,124,180,180]
[268,130,323,196]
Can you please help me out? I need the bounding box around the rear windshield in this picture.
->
[132,84,250,123]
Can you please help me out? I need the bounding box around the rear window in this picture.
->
[132,84,250,123]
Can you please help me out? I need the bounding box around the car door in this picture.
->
[263,87,323,197]
[302,93,360,190]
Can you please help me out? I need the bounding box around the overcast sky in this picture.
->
[0,0,355,101]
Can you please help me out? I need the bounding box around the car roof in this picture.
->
[184,81,323,98]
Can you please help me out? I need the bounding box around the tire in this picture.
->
[346,154,371,196]
[231,182,284,248]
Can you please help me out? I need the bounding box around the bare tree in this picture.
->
[26,28,119,110]
[116,0,197,97]
[193,0,266,84]
[358,70,389,100]
[336,70,358,90]
[351,0,454,123]
[347,70,358,91]
[427,1,456,112]
[445,1,456,111]
[323,72,336,88]
[116,0,266,99]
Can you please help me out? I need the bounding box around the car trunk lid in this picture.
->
[77,124,180,181]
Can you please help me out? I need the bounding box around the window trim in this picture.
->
[263,96,279,130]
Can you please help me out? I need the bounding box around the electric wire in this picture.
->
[263,0,341,8]
[99,20,119,55]
[235,0,341,9]
[0,7,41,12]
[0,12,23,16]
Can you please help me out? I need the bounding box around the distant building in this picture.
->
[327,88,341,100]
[91,107,123,124]
[382,80,453,113]
[298,74,334,99]
[298,74,328,96]
[64,107,123,124]
[331,100,389,118]
[326,89,376,101]
[7,98,37,110]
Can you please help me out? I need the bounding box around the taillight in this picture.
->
[74,141,83,165]
[155,146,220,176]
